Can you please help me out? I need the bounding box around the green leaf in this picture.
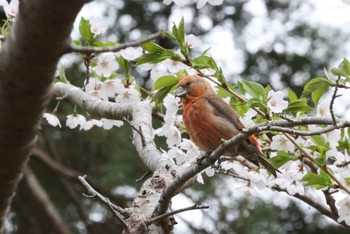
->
[270,151,292,168]
[163,31,177,41]
[302,77,333,105]
[314,152,327,166]
[285,99,313,114]
[136,53,169,65]
[152,84,177,106]
[116,56,130,74]
[310,135,327,147]
[192,55,218,70]
[301,172,332,189]
[142,42,166,53]
[338,58,350,77]
[153,75,180,90]
[239,81,267,100]
[172,17,185,44]
[79,17,93,41]
[288,88,298,102]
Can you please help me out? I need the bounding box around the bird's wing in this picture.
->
[206,95,244,131]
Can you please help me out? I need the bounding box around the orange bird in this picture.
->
[175,75,278,176]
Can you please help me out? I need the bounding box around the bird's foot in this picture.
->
[196,151,212,165]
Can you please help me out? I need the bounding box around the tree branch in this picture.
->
[78,176,130,232]
[0,0,88,228]
[67,31,164,54]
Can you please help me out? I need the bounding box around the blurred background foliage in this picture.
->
[4,0,350,233]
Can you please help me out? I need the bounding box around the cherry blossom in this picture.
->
[316,99,332,118]
[180,139,200,158]
[267,90,288,113]
[168,147,187,165]
[43,113,61,128]
[1,0,18,21]
[337,197,350,225]
[120,47,143,61]
[84,78,108,100]
[90,18,108,35]
[95,53,119,77]
[115,88,140,103]
[101,118,124,130]
[162,58,188,74]
[197,0,224,9]
[163,0,190,7]
[270,134,295,152]
[185,34,201,49]
[155,124,181,147]
[80,119,103,131]
[66,114,86,129]
[100,79,124,98]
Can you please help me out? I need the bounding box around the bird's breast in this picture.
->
[183,99,237,152]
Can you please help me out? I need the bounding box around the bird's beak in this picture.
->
[175,86,187,97]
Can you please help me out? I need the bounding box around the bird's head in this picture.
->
[175,75,214,100]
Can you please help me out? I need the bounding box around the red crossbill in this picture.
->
[175,75,278,176]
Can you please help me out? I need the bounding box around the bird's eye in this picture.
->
[185,81,192,86]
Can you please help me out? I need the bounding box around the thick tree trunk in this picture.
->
[0,0,88,229]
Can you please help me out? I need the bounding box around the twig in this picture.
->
[330,76,341,125]
[78,175,130,232]
[124,118,146,148]
[136,170,152,182]
[323,189,338,220]
[147,204,209,225]
[68,31,164,54]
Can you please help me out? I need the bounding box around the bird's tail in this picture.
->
[241,141,280,177]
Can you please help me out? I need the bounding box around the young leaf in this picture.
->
[288,88,298,102]
[152,84,177,106]
[270,151,292,168]
[79,17,93,41]
[116,56,130,74]
[239,81,267,100]
[302,77,333,105]
[153,75,180,90]
[142,42,166,53]
[338,58,350,77]
[301,172,332,189]
[285,99,313,115]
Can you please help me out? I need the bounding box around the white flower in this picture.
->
[168,147,187,165]
[163,94,179,114]
[316,99,331,118]
[80,119,103,131]
[185,34,201,48]
[43,113,61,128]
[196,173,204,184]
[137,63,154,71]
[163,0,190,6]
[205,167,215,177]
[90,18,108,35]
[163,58,188,74]
[84,78,109,100]
[101,118,124,130]
[270,134,295,152]
[155,124,181,147]
[197,0,224,9]
[101,79,124,98]
[66,114,86,129]
[337,197,350,225]
[115,88,140,103]
[95,53,119,77]
[323,129,341,148]
[180,139,200,158]
[2,0,18,20]
[267,90,288,113]
[150,63,171,82]
[120,47,143,61]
